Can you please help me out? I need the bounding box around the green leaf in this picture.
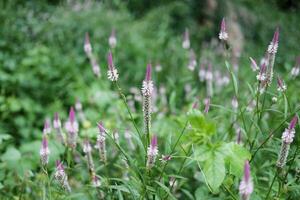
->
[202,152,225,193]
[221,143,251,177]
[1,147,21,163]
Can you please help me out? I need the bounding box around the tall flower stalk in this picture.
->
[84,32,101,77]
[142,63,154,144]
[83,139,95,172]
[40,135,50,166]
[107,51,119,82]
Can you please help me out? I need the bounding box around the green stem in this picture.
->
[265,169,279,200]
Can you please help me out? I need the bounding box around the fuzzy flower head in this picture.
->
[55,160,71,192]
[107,51,119,81]
[267,27,279,54]
[256,63,267,81]
[142,63,154,96]
[53,112,61,129]
[282,116,298,144]
[108,29,117,48]
[277,77,287,92]
[182,28,190,49]
[249,57,259,72]
[84,32,92,57]
[147,135,159,169]
[43,119,51,135]
[83,139,92,153]
[239,160,253,200]
[188,50,197,71]
[40,135,50,166]
[199,63,206,82]
[218,18,228,41]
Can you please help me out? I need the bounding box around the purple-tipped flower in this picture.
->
[107,51,119,81]
[204,97,211,114]
[40,135,50,166]
[55,160,71,192]
[277,116,298,168]
[84,32,92,57]
[108,29,117,48]
[43,120,51,135]
[219,18,228,41]
[267,28,279,54]
[182,28,190,49]
[239,160,253,200]
[65,107,79,148]
[249,57,259,72]
[147,135,159,169]
[277,77,287,92]
[53,112,61,129]
[142,63,154,134]
[96,122,107,163]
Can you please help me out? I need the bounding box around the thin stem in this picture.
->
[265,169,279,200]
[114,81,146,151]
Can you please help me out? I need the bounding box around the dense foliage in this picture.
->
[0,0,300,199]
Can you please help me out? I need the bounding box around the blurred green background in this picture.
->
[0,0,300,196]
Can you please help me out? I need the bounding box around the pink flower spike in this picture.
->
[218,17,228,40]
[107,51,114,71]
[192,100,199,109]
[145,63,152,81]
[69,107,75,123]
[289,116,298,130]
[43,120,51,135]
[54,112,59,122]
[272,27,279,44]
[56,160,64,170]
[42,135,48,149]
[151,135,157,148]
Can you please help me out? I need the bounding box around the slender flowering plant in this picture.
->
[96,122,107,163]
[107,51,119,81]
[267,27,279,55]
[182,28,190,49]
[199,62,206,82]
[187,49,197,71]
[142,63,154,136]
[218,18,228,41]
[54,160,71,192]
[147,135,158,169]
[108,29,117,48]
[40,135,50,166]
[65,107,79,148]
[239,160,253,200]
[277,116,298,168]
[83,139,95,173]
